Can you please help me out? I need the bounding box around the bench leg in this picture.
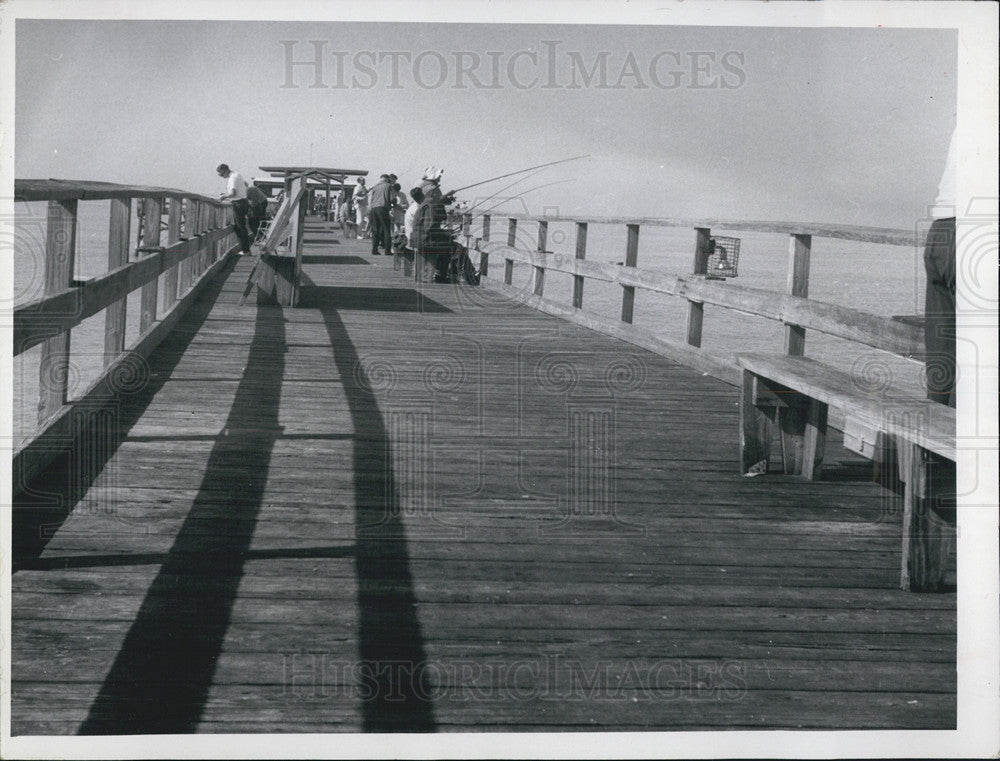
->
[900,442,955,591]
[740,370,774,475]
[777,395,828,479]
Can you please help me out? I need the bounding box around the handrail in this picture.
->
[475,211,923,248]
[15,178,225,205]
[13,226,234,355]
[478,241,923,358]
[467,212,927,393]
[12,179,240,493]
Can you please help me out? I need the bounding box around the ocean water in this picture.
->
[11,202,928,445]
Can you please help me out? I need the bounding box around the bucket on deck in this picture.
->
[706,235,740,278]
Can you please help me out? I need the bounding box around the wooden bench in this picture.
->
[736,353,956,592]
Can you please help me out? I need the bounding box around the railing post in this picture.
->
[163,198,182,308]
[533,220,548,297]
[138,198,162,335]
[290,177,307,306]
[572,222,587,309]
[478,214,491,279]
[215,206,226,260]
[686,227,712,347]
[199,204,211,274]
[785,233,812,356]
[103,198,130,368]
[181,199,198,292]
[620,224,639,323]
[504,218,517,285]
[38,199,77,423]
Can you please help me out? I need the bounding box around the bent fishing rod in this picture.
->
[445,155,589,198]
[463,179,573,224]
[461,168,548,216]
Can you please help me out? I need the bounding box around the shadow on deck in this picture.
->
[9,220,956,734]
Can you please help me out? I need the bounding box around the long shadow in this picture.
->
[301,255,370,265]
[301,237,343,246]
[78,302,286,734]
[11,258,239,568]
[297,286,452,314]
[301,275,437,732]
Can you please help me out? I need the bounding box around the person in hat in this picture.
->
[412,167,460,281]
[216,163,252,254]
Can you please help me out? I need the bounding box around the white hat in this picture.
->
[422,166,443,181]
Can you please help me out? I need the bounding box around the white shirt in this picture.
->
[404,202,419,242]
[354,182,368,209]
[227,171,248,200]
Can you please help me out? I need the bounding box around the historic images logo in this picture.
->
[279,40,747,91]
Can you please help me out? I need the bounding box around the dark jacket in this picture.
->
[367,180,394,209]
[411,196,450,252]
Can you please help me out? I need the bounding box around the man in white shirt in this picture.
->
[216,163,252,254]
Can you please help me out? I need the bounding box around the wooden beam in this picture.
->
[785,233,812,356]
[37,199,77,424]
[573,222,587,309]
[103,198,130,368]
[13,242,238,495]
[533,220,547,297]
[433,208,923,248]
[477,240,923,359]
[290,178,308,306]
[740,370,774,476]
[621,224,639,324]
[14,178,224,205]
[138,198,162,335]
[181,199,199,293]
[163,199,183,308]
[15,226,234,354]
[900,444,954,591]
[686,227,711,347]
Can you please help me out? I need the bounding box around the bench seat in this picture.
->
[736,352,956,592]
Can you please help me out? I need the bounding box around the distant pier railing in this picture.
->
[466,211,926,384]
[12,179,240,491]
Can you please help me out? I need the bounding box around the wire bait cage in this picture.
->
[706,235,740,278]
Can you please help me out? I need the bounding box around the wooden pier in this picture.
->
[9,184,956,734]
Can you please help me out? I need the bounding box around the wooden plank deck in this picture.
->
[10,219,956,734]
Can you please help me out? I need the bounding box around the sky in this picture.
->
[14,18,956,229]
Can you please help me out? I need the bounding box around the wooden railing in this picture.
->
[12,179,240,491]
[466,211,925,386]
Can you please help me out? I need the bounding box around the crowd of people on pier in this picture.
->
[217,162,477,284]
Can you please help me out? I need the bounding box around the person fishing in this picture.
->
[411,167,455,282]
[216,163,252,254]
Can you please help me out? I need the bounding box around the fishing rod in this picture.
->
[447,155,589,196]
[465,179,573,223]
[462,168,547,216]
